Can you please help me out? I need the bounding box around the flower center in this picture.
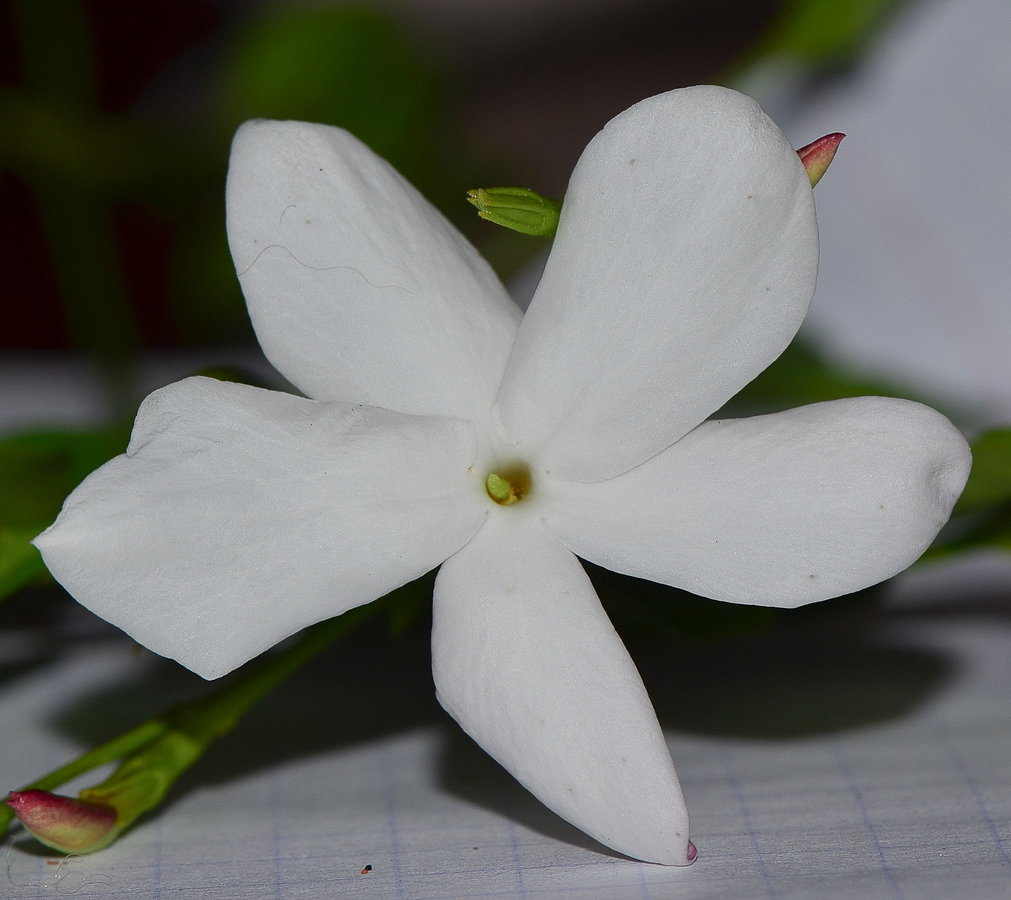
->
[484,463,532,506]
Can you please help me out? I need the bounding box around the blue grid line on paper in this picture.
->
[153,816,163,900]
[938,725,1011,872]
[634,860,653,900]
[379,744,406,900]
[832,742,905,900]
[270,772,283,900]
[721,747,776,899]
[408,871,682,900]
[506,819,528,897]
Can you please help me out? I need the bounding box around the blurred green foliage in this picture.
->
[1,0,917,368]
[746,0,912,68]
[925,430,1011,559]
[955,430,1011,514]
[2,2,460,356]
[222,9,443,183]
[0,427,128,598]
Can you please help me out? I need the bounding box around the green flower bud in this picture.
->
[467,187,561,237]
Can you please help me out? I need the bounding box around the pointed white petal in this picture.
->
[226,119,521,421]
[497,86,819,481]
[544,398,970,606]
[432,513,691,865]
[35,377,485,679]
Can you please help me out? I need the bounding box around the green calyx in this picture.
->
[467,186,561,237]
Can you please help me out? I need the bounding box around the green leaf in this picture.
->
[719,339,913,416]
[918,430,1011,560]
[0,427,127,601]
[0,428,127,524]
[0,526,48,596]
[222,7,443,185]
[925,505,1011,561]
[752,0,912,67]
[955,429,1011,514]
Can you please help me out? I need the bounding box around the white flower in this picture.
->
[34,86,971,866]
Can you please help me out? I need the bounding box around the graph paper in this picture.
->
[4,1,1011,895]
[4,571,1011,900]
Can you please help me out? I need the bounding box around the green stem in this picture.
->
[3,601,380,841]
[0,720,168,835]
[163,603,376,744]
[20,721,169,795]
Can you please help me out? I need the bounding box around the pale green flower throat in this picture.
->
[485,463,532,506]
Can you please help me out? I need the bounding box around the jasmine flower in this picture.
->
[35,86,970,865]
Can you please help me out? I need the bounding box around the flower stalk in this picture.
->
[3,600,380,853]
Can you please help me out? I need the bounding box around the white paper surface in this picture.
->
[4,597,1011,899]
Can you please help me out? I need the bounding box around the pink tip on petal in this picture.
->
[686,840,698,864]
[6,789,118,853]
[796,132,845,187]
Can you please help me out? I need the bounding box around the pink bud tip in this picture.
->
[686,840,698,864]
[797,132,845,187]
[6,790,117,853]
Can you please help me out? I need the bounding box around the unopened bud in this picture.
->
[467,187,561,237]
[5,790,119,853]
[797,133,845,187]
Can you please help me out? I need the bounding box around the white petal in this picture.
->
[497,86,819,481]
[544,397,971,606]
[432,512,691,865]
[34,377,485,679]
[226,119,521,422]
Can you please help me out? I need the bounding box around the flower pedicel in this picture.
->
[33,86,970,865]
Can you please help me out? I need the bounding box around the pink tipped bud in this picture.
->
[687,840,698,864]
[797,133,845,187]
[6,790,118,853]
